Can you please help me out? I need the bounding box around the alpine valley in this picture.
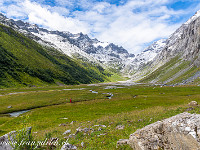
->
[0,12,165,87]
[2,8,200,150]
[1,9,200,86]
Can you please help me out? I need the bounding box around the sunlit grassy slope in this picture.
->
[140,56,200,85]
[0,84,199,149]
[0,24,111,88]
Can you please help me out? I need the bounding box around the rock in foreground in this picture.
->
[128,112,200,150]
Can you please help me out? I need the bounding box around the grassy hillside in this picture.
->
[139,56,200,85]
[0,24,110,87]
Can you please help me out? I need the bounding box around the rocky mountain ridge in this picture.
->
[124,39,166,74]
[0,13,132,71]
[131,10,200,85]
[0,13,165,73]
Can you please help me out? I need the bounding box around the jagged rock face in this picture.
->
[135,39,166,68]
[128,112,200,150]
[123,39,166,74]
[154,10,200,66]
[158,17,200,65]
[131,10,200,84]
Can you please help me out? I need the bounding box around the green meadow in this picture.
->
[0,84,200,149]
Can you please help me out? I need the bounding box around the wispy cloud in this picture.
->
[0,0,199,53]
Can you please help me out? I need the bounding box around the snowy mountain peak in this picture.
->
[185,10,200,25]
[143,39,167,53]
[124,39,167,73]
[0,13,134,71]
[0,13,6,19]
[93,42,109,48]
[0,12,166,74]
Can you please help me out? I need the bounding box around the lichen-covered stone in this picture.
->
[128,112,200,150]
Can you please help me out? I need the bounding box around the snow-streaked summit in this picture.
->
[0,12,167,74]
[93,42,109,48]
[124,39,167,73]
[185,10,200,25]
[0,13,135,71]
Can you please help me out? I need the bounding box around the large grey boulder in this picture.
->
[0,127,32,150]
[128,112,200,150]
[0,131,15,150]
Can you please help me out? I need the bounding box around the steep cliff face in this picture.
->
[132,10,200,85]
[158,11,200,65]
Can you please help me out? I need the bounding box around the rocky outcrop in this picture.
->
[0,127,32,150]
[128,112,200,150]
[0,131,15,150]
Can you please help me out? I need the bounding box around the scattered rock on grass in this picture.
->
[133,95,138,98]
[116,125,124,130]
[97,133,107,137]
[61,143,77,150]
[81,142,84,147]
[138,119,143,122]
[7,106,12,109]
[59,123,67,126]
[63,130,71,135]
[0,127,32,150]
[93,125,107,128]
[188,101,198,106]
[185,107,195,112]
[68,134,75,138]
[116,139,129,147]
[60,118,68,120]
[70,121,76,125]
[98,127,102,131]
[83,128,90,133]
[76,127,83,132]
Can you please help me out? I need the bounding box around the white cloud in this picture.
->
[0,0,199,54]
[72,0,184,53]
[23,0,89,33]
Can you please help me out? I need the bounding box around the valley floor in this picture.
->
[0,82,200,149]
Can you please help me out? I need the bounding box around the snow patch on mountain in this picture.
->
[93,42,109,48]
[0,12,164,74]
[185,10,200,25]
[124,39,167,73]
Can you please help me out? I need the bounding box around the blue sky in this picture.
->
[0,0,200,54]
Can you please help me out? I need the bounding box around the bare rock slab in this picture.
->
[128,112,200,150]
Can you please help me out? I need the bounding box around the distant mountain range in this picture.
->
[0,13,164,74]
[1,10,200,86]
